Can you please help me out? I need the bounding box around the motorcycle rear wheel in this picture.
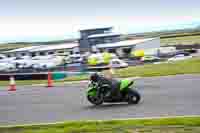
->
[127,89,141,104]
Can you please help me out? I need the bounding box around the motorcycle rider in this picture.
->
[90,72,120,99]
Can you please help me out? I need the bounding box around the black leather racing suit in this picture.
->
[97,75,120,98]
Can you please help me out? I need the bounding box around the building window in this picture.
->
[104,39,112,43]
[58,50,64,53]
[123,48,132,54]
[31,53,36,57]
[39,52,45,56]
[69,51,73,55]
[48,51,54,55]
[108,49,116,53]
[99,49,104,53]
[7,54,11,58]
[21,53,26,56]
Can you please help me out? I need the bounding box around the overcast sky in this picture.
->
[0,0,200,43]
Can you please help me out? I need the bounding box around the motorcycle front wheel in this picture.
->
[87,94,103,105]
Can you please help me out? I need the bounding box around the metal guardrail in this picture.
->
[0,71,94,81]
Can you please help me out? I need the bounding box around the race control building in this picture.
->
[3,27,161,58]
[79,27,161,57]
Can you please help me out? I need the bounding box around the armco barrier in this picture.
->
[52,72,66,80]
[0,71,93,81]
[0,72,65,81]
[66,63,86,72]
[0,73,47,81]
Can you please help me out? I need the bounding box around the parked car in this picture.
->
[64,54,83,64]
[141,56,161,63]
[70,54,83,63]
[0,62,15,72]
[110,59,128,68]
[174,51,190,56]
[11,56,33,69]
[168,54,192,62]
[31,55,64,70]
[184,49,198,54]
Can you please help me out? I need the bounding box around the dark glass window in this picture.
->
[39,52,45,56]
[48,51,54,55]
[108,49,116,53]
[69,51,73,55]
[58,51,64,53]
[21,53,26,56]
[31,53,36,57]
[123,48,132,54]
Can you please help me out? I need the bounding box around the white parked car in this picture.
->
[168,54,192,62]
[69,54,83,63]
[0,55,15,63]
[0,62,15,71]
[32,55,64,69]
[64,54,83,64]
[32,62,56,69]
[141,56,161,62]
[109,59,128,68]
[11,56,33,68]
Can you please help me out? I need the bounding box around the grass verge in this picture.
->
[161,35,200,46]
[0,57,200,86]
[0,116,200,133]
[114,57,200,78]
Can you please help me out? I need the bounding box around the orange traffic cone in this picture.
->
[47,71,53,87]
[8,76,16,91]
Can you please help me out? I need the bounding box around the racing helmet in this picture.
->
[90,73,99,82]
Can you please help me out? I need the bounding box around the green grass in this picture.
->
[0,116,200,133]
[0,57,200,86]
[161,34,200,46]
[160,31,200,39]
[0,44,32,52]
[114,57,200,78]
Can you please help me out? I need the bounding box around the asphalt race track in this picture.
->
[0,74,200,126]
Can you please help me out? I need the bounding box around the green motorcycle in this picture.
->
[86,79,141,105]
